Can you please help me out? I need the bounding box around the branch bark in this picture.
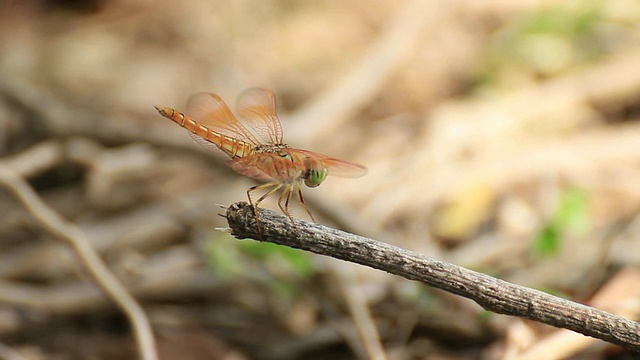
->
[225,202,640,353]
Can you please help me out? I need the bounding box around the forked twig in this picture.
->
[0,165,157,360]
[225,202,640,353]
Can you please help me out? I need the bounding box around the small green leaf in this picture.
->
[204,234,241,278]
[534,225,560,256]
[239,241,314,278]
[533,187,590,257]
[478,310,493,322]
[554,187,589,235]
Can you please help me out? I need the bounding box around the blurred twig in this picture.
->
[0,340,26,360]
[331,262,387,360]
[0,140,64,178]
[0,165,158,360]
[225,201,640,353]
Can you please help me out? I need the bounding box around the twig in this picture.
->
[0,165,158,360]
[513,267,640,359]
[0,340,27,360]
[225,202,640,353]
[0,140,64,178]
[331,262,387,360]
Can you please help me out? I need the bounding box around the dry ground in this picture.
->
[1,0,640,359]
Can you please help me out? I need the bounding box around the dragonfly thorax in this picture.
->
[254,144,297,163]
[254,144,291,154]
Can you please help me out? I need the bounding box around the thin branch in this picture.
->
[0,340,27,360]
[0,165,158,360]
[0,140,64,178]
[225,202,640,353]
[331,262,387,360]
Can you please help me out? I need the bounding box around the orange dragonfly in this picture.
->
[154,88,367,233]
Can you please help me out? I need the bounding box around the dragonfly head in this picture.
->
[304,167,327,188]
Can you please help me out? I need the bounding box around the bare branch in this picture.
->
[225,202,640,353]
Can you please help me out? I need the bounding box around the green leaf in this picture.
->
[533,187,590,257]
[534,225,560,256]
[204,234,241,278]
[239,241,314,278]
[554,187,589,235]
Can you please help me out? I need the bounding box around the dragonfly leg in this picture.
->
[295,181,316,223]
[247,182,282,235]
[277,184,297,228]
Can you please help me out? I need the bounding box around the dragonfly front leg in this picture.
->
[277,184,297,229]
[247,182,283,235]
[294,180,316,223]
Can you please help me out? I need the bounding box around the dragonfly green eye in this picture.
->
[304,168,327,188]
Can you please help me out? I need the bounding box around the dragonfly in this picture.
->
[154,88,367,233]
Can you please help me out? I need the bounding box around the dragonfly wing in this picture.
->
[292,149,368,178]
[227,154,304,183]
[322,157,368,178]
[188,131,221,153]
[227,155,277,183]
[235,88,284,145]
[186,92,260,146]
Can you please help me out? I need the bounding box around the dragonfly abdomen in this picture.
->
[216,134,254,158]
[155,106,254,158]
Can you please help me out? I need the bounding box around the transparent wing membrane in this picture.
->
[236,88,284,145]
[186,92,261,146]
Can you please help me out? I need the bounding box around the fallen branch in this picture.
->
[225,202,640,353]
[0,165,158,360]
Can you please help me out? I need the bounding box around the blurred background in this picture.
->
[1,0,640,359]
